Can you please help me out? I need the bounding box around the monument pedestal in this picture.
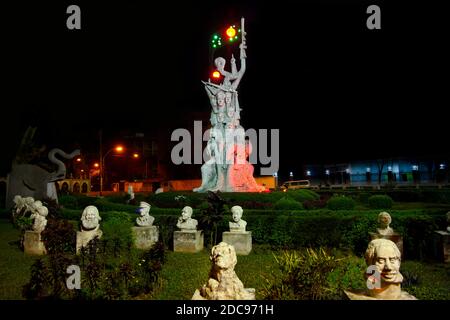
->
[132,226,159,249]
[433,231,450,263]
[222,231,252,255]
[174,230,204,253]
[369,232,403,257]
[24,231,46,255]
[76,229,102,254]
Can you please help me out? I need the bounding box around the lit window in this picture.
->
[306,170,311,176]
[366,167,371,173]
[439,164,445,170]
[412,165,418,171]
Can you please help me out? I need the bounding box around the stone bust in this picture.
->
[229,205,247,232]
[192,242,255,300]
[81,205,102,232]
[136,201,154,227]
[345,239,416,300]
[377,211,394,236]
[177,206,198,231]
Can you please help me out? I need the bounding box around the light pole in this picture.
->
[100,145,124,196]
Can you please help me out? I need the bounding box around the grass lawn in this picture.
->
[0,219,37,299]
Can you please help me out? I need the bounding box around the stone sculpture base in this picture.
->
[174,230,204,253]
[132,226,159,250]
[369,232,403,257]
[76,229,102,254]
[433,231,450,263]
[344,289,417,300]
[24,231,46,255]
[222,231,252,255]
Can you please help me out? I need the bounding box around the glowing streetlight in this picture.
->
[100,145,124,196]
[132,153,139,159]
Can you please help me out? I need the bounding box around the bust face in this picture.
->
[374,245,402,284]
[210,242,236,270]
[378,212,391,228]
[232,209,242,223]
[214,57,226,72]
[217,91,226,108]
[181,207,192,220]
[82,206,101,230]
[140,205,149,217]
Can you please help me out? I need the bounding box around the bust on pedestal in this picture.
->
[76,206,102,254]
[433,211,450,263]
[23,199,48,255]
[222,206,252,255]
[173,206,204,253]
[370,211,403,257]
[132,201,158,249]
[344,239,416,300]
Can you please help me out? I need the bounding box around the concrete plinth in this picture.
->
[76,229,102,254]
[132,226,159,249]
[24,231,46,255]
[222,231,252,255]
[433,231,450,263]
[174,230,204,253]
[369,232,403,257]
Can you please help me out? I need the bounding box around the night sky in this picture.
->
[2,0,449,180]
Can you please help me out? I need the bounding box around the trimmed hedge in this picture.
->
[327,196,355,210]
[368,195,393,209]
[60,207,448,259]
[273,197,303,210]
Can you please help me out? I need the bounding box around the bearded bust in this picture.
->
[81,205,102,232]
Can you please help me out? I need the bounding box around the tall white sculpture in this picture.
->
[194,18,264,193]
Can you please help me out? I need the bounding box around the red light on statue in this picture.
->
[212,71,221,79]
[226,26,236,38]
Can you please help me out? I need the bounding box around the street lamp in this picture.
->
[100,145,124,196]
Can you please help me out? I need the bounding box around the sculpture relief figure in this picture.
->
[192,242,255,300]
[6,147,80,208]
[345,239,416,300]
[176,206,198,231]
[13,195,35,215]
[229,206,247,232]
[377,212,394,236]
[30,201,48,233]
[136,201,155,227]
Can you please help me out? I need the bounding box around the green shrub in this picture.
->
[101,212,134,256]
[274,197,303,210]
[286,189,320,202]
[327,196,355,210]
[368,195,393,209]
[58,195,78,209]
[262,248,341,300]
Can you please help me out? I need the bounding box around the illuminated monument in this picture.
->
[193,18,264,193]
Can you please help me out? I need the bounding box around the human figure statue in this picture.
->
[345,238,416,300]
[193,130,220,192]
[377,212,394,236]
[194,17,263,193]
[192,242,255,300]
[136,201,155,227]
[127,185,135,204]
[176,206,198,231]
[81,205,102,233]
[229,205,247,232]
